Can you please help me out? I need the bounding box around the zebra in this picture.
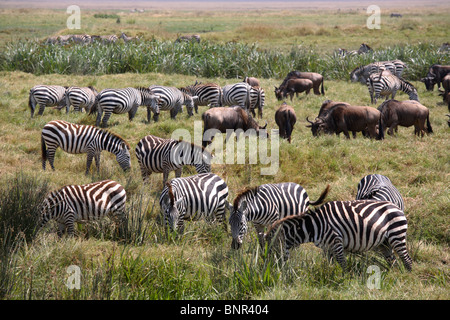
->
[350,60,406,84]
[356,174,405,211]
[227,183,329,250]
[28,85,68,118]
[248,86,265,119]
[91,87,159,127]
[160,173,228,233]
[91,34,119,44]
[221,82,252,111]
[61,86,98,113]
[264,200,413,271]
[69,34,91,44]
[119,32,139,43]
[41,120,131,175]
[367,70,418,104]
[135,134,212,188]
[148,85,197,122]
[38,180,127,237]
[179,82,222,113]
[175,34,201,43]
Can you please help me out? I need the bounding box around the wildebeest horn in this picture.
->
[306,116,314,124]
[262,121,268,129]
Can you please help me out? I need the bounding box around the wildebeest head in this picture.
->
[420,77,436,91]
[274,86,283,100]
[305,116,324,136]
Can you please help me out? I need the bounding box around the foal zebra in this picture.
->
[29,85,67,118]
[356,174,405,211]
[92,87,159,127]
[160,173,228,233]
[148,85,198,122]
[367,70,418,104]
[39,180,127,236]
[179,82,222,113]
[135,134,212,188]
[41,120,131,175]
[227,183,329,250]
[64,86,98,113]
[265,200,412,271]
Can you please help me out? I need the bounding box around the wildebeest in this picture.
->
[275,103,296,143]
[279,78,313,101]
[377,99,433,137]
[275,71,324,98]
[306,104,383,140]
[243,76,260,87]
[438,74,450,111]
[202,106,268,147]
[390,13,403,18]
[424,64,450,90]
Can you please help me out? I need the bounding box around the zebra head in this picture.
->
[116,141,131,172]
[161,184,185,232]
[228,200,248,249]
[183,94,198,117]
[349,67,363,83]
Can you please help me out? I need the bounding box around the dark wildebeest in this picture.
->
[275,71,324,99]
[438,74,450,111]
[275,103,296,143]
[377,99,433,137]
[279,78,313,101]
[423,64,450,91]
[306,104,383,140]
[243,76,260,87]
[202,106,268,147]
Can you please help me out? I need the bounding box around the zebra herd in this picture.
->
[44,32,138,45]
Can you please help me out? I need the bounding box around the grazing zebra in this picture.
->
[356,174,405,211]
[135,134,212,188]
[148,85,197,122]
[179,82,222,113]
[39,180,127,236]
[91,34,119,44]
[29,85,68,118]
[264,200,413,271]
[248,86,265,119]
[41,120,131,175]
[221,82,252,110]
[227,183,329,249]
[92,87,159,127]
[367,71,418,104]
[160,173,228,233]
[69,34,91,44]
[63,86,98,113]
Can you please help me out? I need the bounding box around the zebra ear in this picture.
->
[225,200,233,212]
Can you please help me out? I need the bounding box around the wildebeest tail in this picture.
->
[377,115,384,140]
[284,111,292,143]
[321,79,325,95]
[426,114,433,133]
[309,184,330,206]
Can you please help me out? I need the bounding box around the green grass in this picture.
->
[0,6,449,301]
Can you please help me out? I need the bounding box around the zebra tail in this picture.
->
[309,184,330,206]
[41,135,47,164]
[426,115,433,133]
[377,116,384,140]
[88,96,99,115]
[28,92,34,117]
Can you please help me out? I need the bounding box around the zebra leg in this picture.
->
[57,222,67,237]
[64,213,76,236]
[389,237,413,271]
[330,238,347,271]
[162,169,170,187]
[175,167,182,178]
[46,147,57,171]
[95,109,103,127]
[101,112,111,128]
[254,224,266,249]
[378,241,396,267]
[86,152,94,175]
[94,152,101,173]
[38,104,46,116]
[128,106,138,121]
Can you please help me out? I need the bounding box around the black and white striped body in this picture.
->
[228,183,324,249]
[248,86,265,118]
[39,180,126,236]
[92,34,118,44]
[221,82,252,110]
[179,83,222,113]
[160,173,228,233]
[28,85,67,118]
[94,87,159,127]
[135,134,211,187]
[367,71,418,104]
[350,60,406,84]
[356,174,405,211]
[41,120,131,175]
[65,86,98,113]
[148,85,197,122]
[268,200,412,271]
[69,34,91,44]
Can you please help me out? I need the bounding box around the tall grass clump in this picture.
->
[1,40,447,80]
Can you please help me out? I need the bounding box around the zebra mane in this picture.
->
[166,182,175,206]
[103,129,130,150]
[233,186,259,209]
[399,77,416,89]
[177,139,211,156]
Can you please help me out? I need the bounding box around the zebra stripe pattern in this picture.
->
[69,34,91,44]
[367,71,418,104]
[228,183,329,249]
[93,87,159,127]
[39,180,127,236]
[148,85,197,122]
[28,85,67,118]
[160,173,228,233]
[356,174,405,211]
[41,120,131,175]
[350,60,407,84]
[266,200,412,271]
[248,86,265,119]
[221,82,252,110]
[91,34,118,43]
[179,82,222,113]
[135,134,211,187]
[65,86,98,113]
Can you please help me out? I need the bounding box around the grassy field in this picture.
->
[0,2,449,302]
